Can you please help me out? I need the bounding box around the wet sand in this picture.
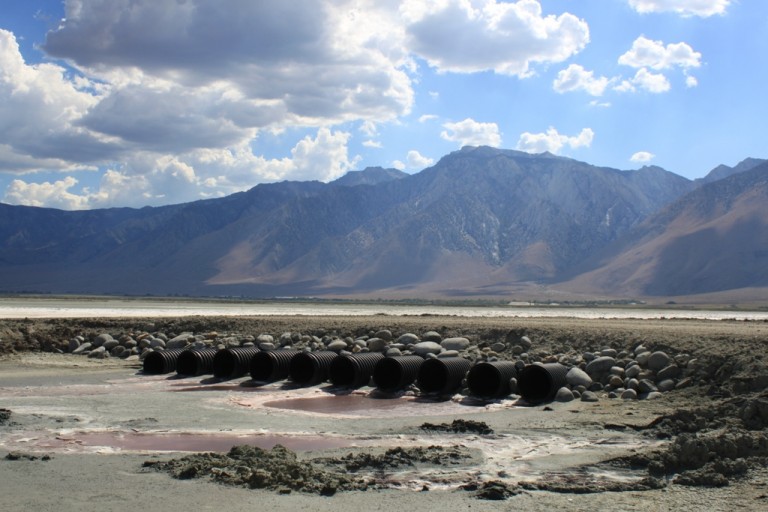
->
[2,315,768,511]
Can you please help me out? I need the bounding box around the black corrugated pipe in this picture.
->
[329,352,385,388]
[212,347,261,379]
[467,361,518,398]
[288,351,338,386]
[416,357,472,394]
[250,349,301,382]
[517,362,569,403]
[143,348,186,375]
[176,348,218,376]
[373,355,425,392]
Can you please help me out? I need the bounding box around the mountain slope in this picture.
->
[0,146,727,298]
[204,147,693,295]
[561,161,768,297]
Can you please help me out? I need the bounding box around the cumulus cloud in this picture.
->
[3,128,359,209]
[397,150,434,170]
[553,64,612,96]
[0,29,116,172]
[619,36,701,70]
[0,0,597,209]
[43,0,414,128]
[393,150,433,171]
[441,118,502,147]
[631,151,656,162]
[403,0,589,76]
[627,0,730,17]
[516,127,594,154]
[3,177,90,210]
[615,68,671,93]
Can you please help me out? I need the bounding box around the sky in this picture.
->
[0,0,766,210]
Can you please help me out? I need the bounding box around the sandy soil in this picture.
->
[1,315,768,511]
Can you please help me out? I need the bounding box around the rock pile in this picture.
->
[62,327,698,403]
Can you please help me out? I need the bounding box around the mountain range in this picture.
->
[1,146,766,303]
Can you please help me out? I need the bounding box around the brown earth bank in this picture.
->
[2,314,768,511]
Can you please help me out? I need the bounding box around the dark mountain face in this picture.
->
[1,146,761,300]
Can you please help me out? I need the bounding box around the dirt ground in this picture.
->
[1,314,768,511]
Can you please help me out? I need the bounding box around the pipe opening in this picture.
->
[289,353,318,385]
[467,361,517,398]
[417,360,449,393]
[373,358,404,391]
[213,350,237,379]
[143,351,168,375]
[250,353,277,381]
[518,365,554,402]
[329,357,356,387]
[467,364,502,397]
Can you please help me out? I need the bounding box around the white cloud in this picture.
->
[362,140,383,148]
[615,68,671,93]
[516,127,594,154]
[43,1,415,129]
[359,121,379,137]
[619,36,701,70]
[0,29,116,172]
[0,2,417,207]
[405,150,434,169]
[631,151,656,163]
[441,118,502,147]
[403,0,590,76]
[3,128,359,209]
[628,0,730,17]
[418,114,439,123]
[685,74,699,87]
[3,177,90,210]
[589,100,612,108]
[553,64,612,96]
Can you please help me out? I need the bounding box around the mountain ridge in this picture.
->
[0,147,765,302]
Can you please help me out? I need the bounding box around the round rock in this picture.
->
[422,331,442,343]
[621,389,638,400]
[656,364,681,381]
[491,342,506,353]
[657,379,676,392]
[366,338,388,352]
[580,390,599,402]
[327,340,348,352]
[638,379,658,394]
[92,333,113,347]
[72,342,92,355]
[554,387,575,402]
[566,367,593,388]
[396,333,420,345]
[412,341,442,356]
[256,334,274,345]
[374,330,393,342]
[625,365,642,379]
[441,337,470,351]
[585,356,616,377]
[647,351,672,373]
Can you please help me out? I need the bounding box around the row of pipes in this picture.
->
[143,347,569,402]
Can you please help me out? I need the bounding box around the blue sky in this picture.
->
[0,0,766,209]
